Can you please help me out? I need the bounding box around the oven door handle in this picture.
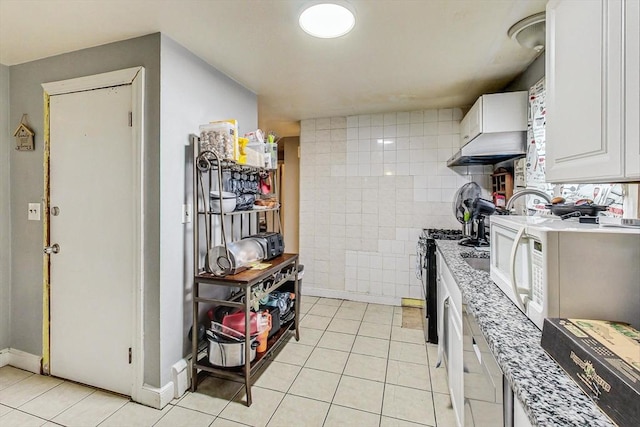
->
[509,226,530,311]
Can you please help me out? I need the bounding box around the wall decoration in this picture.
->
[13,114,35,151]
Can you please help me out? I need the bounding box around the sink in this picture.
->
[462,255,491,273]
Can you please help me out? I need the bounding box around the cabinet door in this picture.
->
[625,0,640,179]
[545,0,625,183]
[459,114,471,148]
[514,394,534,427]
[448,300,464,427]
[467,98,483,142]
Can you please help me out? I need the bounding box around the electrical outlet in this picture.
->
[28,203,41,221]
[182,204,191,224]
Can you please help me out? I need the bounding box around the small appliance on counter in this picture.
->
[490,215,640,330]
[249,232,284,261]
[452,182,496,247]
[208,238,265,275]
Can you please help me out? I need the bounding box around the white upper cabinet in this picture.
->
[545,0,639,183]
[459,92,527,147]
[625,0,640,179]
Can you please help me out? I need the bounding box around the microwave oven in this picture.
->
[490,216,640,330]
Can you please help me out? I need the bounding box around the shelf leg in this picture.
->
[192,282,199,392]
[294,259,300,342]
[244,289,252,406]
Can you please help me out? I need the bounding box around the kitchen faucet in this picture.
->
[505,188,552,214]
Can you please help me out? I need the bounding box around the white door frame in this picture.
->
[41,67,147,402]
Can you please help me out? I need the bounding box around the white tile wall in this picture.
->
[300,109,492,304]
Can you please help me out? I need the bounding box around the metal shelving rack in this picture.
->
[190,135,300,406]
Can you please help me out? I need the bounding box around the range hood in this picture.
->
[447,131,526,166]
[447,90,528,167]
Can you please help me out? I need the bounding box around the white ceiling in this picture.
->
[0,0,546,137]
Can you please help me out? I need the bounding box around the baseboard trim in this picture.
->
[133,381,175,409]
[0,348,42,373]
[303,287,400,306]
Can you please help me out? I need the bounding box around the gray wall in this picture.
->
[282,137,300,254]
[0,64,11,350]
[9,34,162,385]
[503,51,545,92]
[159,34,257,386]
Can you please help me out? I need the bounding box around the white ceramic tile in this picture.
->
[100,401,169,427]
[327,318,361,335]
[308,304,339,318]
[218,386,284,427]
[351,336,390,359]
[177,376,242,416]
[386,359,431,391]
[317,331,356,352]
[316,118,331,130]
[382,384,436,426]
[52,390,128,427]
[288,368,340,403]
[333,376,384,414]
[0,404,12,417]
[343,353,387,383]
[389,341,428,365]
[266,394,329,427]
[295,327,324,347]
[211,417,251,426]
[429,366,450,394]
[334,306,365,321]
[363,310,393,325]
[391,326,426,344]
[0,366,33,391]
[273,342,314,366]
[324,404,381,427]
[0,409,47,427]
[410,111,424,123]
[253,361,301,394]
[380,415,429,426]
[300,314,331,331]
[304,347,349,374]
[154,405,215,427]
[0,375,64,408]
[19,381,94,420]
[357,322,392,340]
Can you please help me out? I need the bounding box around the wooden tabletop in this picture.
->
[195,253,298,286]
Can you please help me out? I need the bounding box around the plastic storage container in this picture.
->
[199,121,237,161]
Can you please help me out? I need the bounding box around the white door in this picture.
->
[49,84,136,395]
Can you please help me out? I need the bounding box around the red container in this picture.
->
[222,311,260,337]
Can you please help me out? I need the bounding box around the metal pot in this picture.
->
[206,329,258,367]
[545,203,608,218]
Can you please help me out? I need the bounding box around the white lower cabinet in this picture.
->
[448,299,464,427]
[437,251,465,426]
[514,395,534,427]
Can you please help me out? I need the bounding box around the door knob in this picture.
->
[51,206,60,216]
[44,244,60,254]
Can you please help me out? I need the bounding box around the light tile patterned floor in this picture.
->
[0,298,456,426]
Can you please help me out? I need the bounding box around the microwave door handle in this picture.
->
[509,226,529,311]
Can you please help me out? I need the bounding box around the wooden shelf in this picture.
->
[491,170,514,206]
[194,319,295,377]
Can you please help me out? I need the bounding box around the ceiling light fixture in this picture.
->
[508,12,546,52]
[299,2,355,38]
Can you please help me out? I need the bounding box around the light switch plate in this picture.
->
[28,203,41,221]
[182,204,192,224]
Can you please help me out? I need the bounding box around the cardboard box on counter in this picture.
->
[541,318,640,427]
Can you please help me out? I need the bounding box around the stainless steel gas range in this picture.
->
[417,228,463,343]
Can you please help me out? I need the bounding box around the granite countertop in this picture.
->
[435,240,614,427]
